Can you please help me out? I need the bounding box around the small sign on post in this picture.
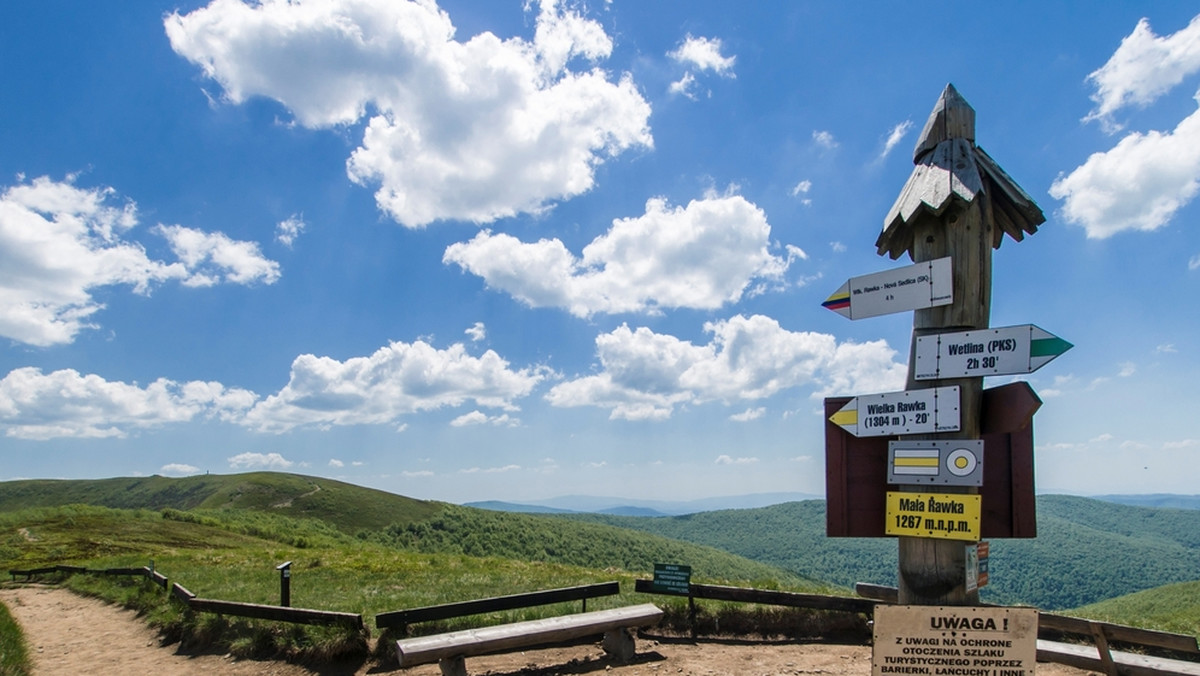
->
[651,563,692,596]
[885,491,981,541]
[914,325,1072,380]
[823,257,952,320]
[829,386,960,438]
[277,561,292,607]
[889,440,984,487]
[872,605,1037,676]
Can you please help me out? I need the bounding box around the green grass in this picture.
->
[1,503,839,662]
[0,600,31,676]
[1068,579,1200,639]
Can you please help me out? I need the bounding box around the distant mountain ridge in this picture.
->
[1092,494,1200,510]
[465,491,822,516]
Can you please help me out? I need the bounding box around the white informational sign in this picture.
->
[873,605,1037,676]
[823,257,952,320]
[829,386,960,438]
[913,324,1072,380]
[889,440,984,487]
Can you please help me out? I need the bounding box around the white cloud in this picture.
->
[812,130,838,149]
[715,454,758,465]
[450,410,518,427]
[669,35,736,76]
[444,194,790,317]
[545,314,906,420]
[1084,15,1200,130]
[0,367,257,440]
[161,463,200,476]
[276,215,305,248]
[1118,361,1136,377]
[328,458,344,468]
[729,407,764,422]
[668,72,697,99]
[242,339,547,432]
[166,0,652,228]
[790,180,812,198]
[881,120,913,159]
[228,451,293,469]
[0,175,279,346]
[465,322,486,342]
[1050,98,1200,238]
[1190,254,1200,270]
[460,464,520,474]
[157,224,280,287]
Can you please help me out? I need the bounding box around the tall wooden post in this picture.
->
[876,84,1043,605]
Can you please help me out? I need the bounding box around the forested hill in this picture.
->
[560,495,1200,611]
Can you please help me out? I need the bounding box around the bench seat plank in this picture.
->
[396,603,663,667]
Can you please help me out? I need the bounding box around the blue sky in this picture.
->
[2,1,1199,504]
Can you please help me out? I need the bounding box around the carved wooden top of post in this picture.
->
[876,83,1046,260]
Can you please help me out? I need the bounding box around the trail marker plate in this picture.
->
[914,324,1072,380]
[872,605,1037,676]
[829,386,960,438]
[889,440,984,487]
[823,257,952,320]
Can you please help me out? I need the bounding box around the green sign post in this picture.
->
[652,563,692,595]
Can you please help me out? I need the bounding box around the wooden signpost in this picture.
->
[823,83,1058,610]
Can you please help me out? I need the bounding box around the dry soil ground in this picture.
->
[0,585,1101,676]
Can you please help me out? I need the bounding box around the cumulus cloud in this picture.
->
[465,322,486,342]
[715,454,758,465]
[166,0,652,227]
[444,194,790,317]
[228,451,293,469]
[0,175,279,346]
[669,35,736,75]
[161,463,200,476]
[1084,15,1200,130]
[1050,99,1200,238]
[729,407,764,422]
[0,367,257,440]
[545,314,906,420]
[667,34,734,98]
[275,215,305,247]
[242,339,547,432]
[157,224,280,286]
[450,410,518,427]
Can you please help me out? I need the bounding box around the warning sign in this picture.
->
[873,605,1038,676]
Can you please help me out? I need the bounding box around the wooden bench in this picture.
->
[395,603,663,676]
[376,582,620,634]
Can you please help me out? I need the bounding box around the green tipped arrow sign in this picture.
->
[913,324,1072,380]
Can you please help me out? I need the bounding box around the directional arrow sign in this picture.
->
[828,386,960,437]
[822,257,952,320]
[913,324,1072,380]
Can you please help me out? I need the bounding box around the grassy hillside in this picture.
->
[1069,579,1200,638]
[0,472,441,533]
[566,495,1200,611]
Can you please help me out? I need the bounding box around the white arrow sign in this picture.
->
[913,324,1072,380]
[828,386,960,437]
[822,257,952,320]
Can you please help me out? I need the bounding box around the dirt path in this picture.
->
[0,586,1100,676]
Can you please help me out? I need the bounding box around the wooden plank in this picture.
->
[395,604,663,667]
[171,582,196,603]
[190,597,363,629]
[376,582,620,630]
[1038,639,1200,676]
[636,580,876,614]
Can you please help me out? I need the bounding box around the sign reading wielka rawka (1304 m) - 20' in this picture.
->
[822,257,952,320]
[828,386,960,438]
